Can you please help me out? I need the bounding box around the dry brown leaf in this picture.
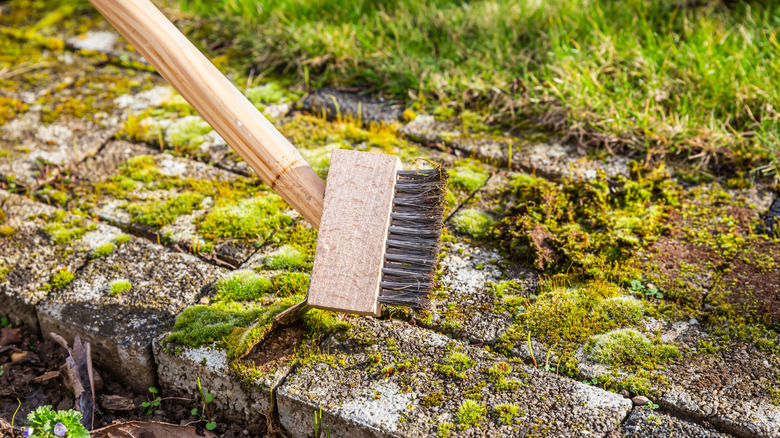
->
[0,327,21,346]
[32,371,61,384]
[98,395,135,412]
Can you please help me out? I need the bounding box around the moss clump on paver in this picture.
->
[167,301,269,348]
[197,195,292,241]
[212,269,273,302]
[246,82,287,106]
[0,96,28,124]
[164,115,212,153]
[42,215,97,245]
[262,244,309,271]
[50,268,74,288]
[484,361,523,392]
[450,161,490,191]
[450,209,496,239]
[0,266,10,282]
[109,280,131,296]
[0,225,15,237]
[433,350,475,379]
[114,234,131,244]
[492,403,521,426]
[420,391,444,407]
[454,399,486,429]
[271,272,310,297]
[126,192,205,228]
[597,296,645,325]
[586,329,680,368]
[495,166,676,278]
[436,422,453,438]
[122,155,160,183]
[90,242,115,259]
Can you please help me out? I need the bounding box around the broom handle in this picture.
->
[88,0,325,228]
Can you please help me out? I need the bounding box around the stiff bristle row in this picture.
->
[378,167,448,308]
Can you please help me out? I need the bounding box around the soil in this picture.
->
[0,324,269,438]
[242,322,306,373]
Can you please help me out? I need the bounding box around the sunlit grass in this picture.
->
[175,0,780,172]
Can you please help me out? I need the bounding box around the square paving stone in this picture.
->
[276,317,632,438]
[37,237,226,392]
[0,191,121,328]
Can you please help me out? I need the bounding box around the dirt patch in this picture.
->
[719,240,780,326]
[242,321,306,372]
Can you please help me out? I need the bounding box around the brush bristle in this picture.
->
[377,167,448,309]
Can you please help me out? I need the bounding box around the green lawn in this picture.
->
[178,0,779,174]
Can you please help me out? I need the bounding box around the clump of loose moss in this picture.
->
[166,301,268,347]
[0,266,10,282]
[212,269,273,302]
[114,234,131,244]
[90,242,115,259]
[109,280,132,296]
[420,391,445,407]
[263,244,309,271]
[246,82,287,106]
[454,399,486,429]
[450,209,496,238]
[0,225,15,237]
[586,328,680,368]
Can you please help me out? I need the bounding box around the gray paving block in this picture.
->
[0,191,120,328]
[37,237,226,392]
[276,318,632,438]
[153,341,279,424]
[621,408,732,438]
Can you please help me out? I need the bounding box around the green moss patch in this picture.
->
[109,279,131,296]
[450,161,490,192]
[492,403,521,426]
[42,216,96,245]
[586,328,680,368]
[450,209,496,239]
[89,242,115,259]
[433,349,474,379]
[454,399,486,429]
[50,268,74,288]
[262,244,309,271]
[212,269,273,302]
[126,192,204,228]
[197,195,291,241]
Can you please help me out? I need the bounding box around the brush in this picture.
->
[89,0,448,322]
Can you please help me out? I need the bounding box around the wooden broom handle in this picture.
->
[89,0,325,228]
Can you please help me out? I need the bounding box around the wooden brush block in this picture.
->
[307,149,400,316]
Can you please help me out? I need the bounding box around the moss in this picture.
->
[402,109,417,122]
[197,195,292,241]
[450,209,496,238]
[271,272,310,297]
[0,95,28,124]
[114,234,131,244]
[90,242,115,259]
[126,192,204,228]
[263,244,309,271]
[163,115,212,153]
[43,217,96,245]
[597,296,645,325]
[492,403,521,426]
[109,280,131,296]
[0,225,15,237]
[50,268,74,288]
[463,381,486,400]
[450,162,490,192]
[436,422,453,438]
[212,269,273,302]
[420,391,444,407]
[246,82,287,106]
[586,328,680,368]
[166,301,271,348]
[121,155,160,183]
[0,266,10,282]
[454,399,486,429]
[433,350,474,379]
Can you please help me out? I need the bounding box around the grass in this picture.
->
[176,0,780,173]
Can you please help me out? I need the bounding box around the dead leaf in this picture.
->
[32,371,61,384]
[51,333,95,430]
[0,345,20,355]
[90,421,217,438]
[99,394,135,412]
[0,327,21,346]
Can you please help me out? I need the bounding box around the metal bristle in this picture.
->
[378,167,448,309]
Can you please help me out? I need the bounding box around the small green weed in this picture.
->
[24,406,89,438]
